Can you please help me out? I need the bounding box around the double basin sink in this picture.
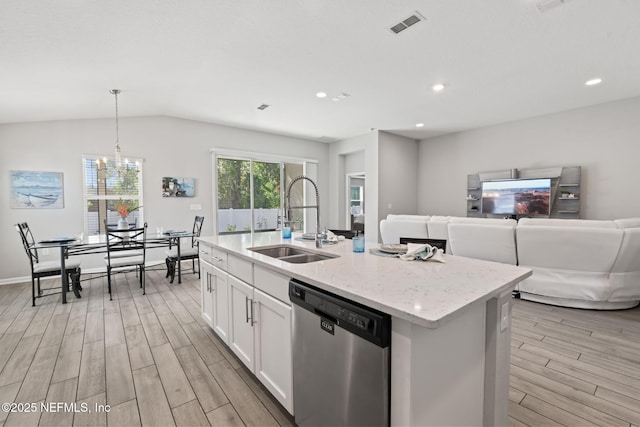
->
[249,244,339,264]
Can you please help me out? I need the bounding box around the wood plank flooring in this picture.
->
[510,298,640,426]
[1,269,639,426]
[0,269,293,427]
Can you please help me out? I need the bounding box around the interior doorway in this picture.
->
[346,172,365,233]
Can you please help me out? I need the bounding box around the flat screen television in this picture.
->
[481,178,551,216]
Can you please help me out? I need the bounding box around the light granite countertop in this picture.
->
[198,232,532,329]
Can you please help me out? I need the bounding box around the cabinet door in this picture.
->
[228,275,255,370]
[253,289,293,414]
[211,266,230,344]
[200,261,214,328]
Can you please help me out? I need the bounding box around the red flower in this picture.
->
[117,205,129,217]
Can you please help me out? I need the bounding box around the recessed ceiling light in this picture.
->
[257,104,270,110]
[316,92,327,98]
[416,123,424,127]
[432,83,445,92]
[585,78,602,86]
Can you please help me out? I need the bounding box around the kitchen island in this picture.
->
[198,232,531,426]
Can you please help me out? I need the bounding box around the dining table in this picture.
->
[33,230,196,304]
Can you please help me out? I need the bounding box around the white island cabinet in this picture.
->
[199,246,229,342]
[228,274,254,367]
[200,259,214,327]
[198,232,531,426]
[200,246,294,413]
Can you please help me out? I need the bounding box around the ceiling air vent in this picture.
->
[389,12,425,34]
[536,0,573,13]
[331,93,351,102]
[257,104,270,110]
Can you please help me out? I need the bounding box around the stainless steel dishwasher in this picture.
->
[289,279,391,426]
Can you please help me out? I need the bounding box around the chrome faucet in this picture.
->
[285,176,322,248]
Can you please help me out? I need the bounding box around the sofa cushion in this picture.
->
[386,214,431,222]
[379,218,428,244]
[516,225,625,304]
[450,217,517,227]
[426,216,451,254]
[516,226,623,271]
[448,223,517,265]
[614,218,640,229]
[518,218,617,228]
[609,228,640,300]
[517,269,616,302]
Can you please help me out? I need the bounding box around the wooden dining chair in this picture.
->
[104,222,147,300]
[165,216,204,283]
[15,222,82,306]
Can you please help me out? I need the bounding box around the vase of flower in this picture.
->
[118,216,129,230]
[116,201,141,232]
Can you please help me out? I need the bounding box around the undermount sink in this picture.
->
[249,244,339,264]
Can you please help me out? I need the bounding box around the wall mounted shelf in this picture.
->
[466,165,581,219]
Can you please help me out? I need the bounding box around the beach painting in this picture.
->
[162,176,195,197]
[10,170,64,209]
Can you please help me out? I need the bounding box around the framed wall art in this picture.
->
[162,176,195,197]
[10,170,64,209]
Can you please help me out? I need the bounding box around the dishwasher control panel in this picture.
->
[289,279,390,347]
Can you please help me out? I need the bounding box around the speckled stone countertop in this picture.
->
[198,232,531,329]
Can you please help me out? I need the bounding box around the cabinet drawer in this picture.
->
[199,245,228,270]
[254,265,290,305]
[228,254,253,284]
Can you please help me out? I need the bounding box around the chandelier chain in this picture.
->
[110,89,122,171]
[111,89,120,144]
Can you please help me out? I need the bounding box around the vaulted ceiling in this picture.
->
[2,0,639,142]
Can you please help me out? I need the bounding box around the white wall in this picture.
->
[328,131,379,242]
[417,96,640,220]
[344,150,365,175]
[378,132,419,220]
[1,116,329,283]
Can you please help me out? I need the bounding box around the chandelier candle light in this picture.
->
[95,89,140,173]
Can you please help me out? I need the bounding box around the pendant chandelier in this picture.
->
[104,89,138,173]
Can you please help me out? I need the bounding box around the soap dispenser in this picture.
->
[352,230,365,252]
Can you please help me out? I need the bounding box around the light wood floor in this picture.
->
[510,298,640,427]
[0,268,293,427]
[1,269,639,426]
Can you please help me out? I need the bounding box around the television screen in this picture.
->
[481,178,551,215]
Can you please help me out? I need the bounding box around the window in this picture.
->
[350,185,363,212]
[82,155,143,235]
[215,155,306,234]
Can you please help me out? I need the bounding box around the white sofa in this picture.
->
[378,214,640,309]
[516,219,629,309]
[379,214,430,245]
[448,217,518,264]
[427,216,452,254]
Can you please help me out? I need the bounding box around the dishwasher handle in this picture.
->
[313,308,337,324]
